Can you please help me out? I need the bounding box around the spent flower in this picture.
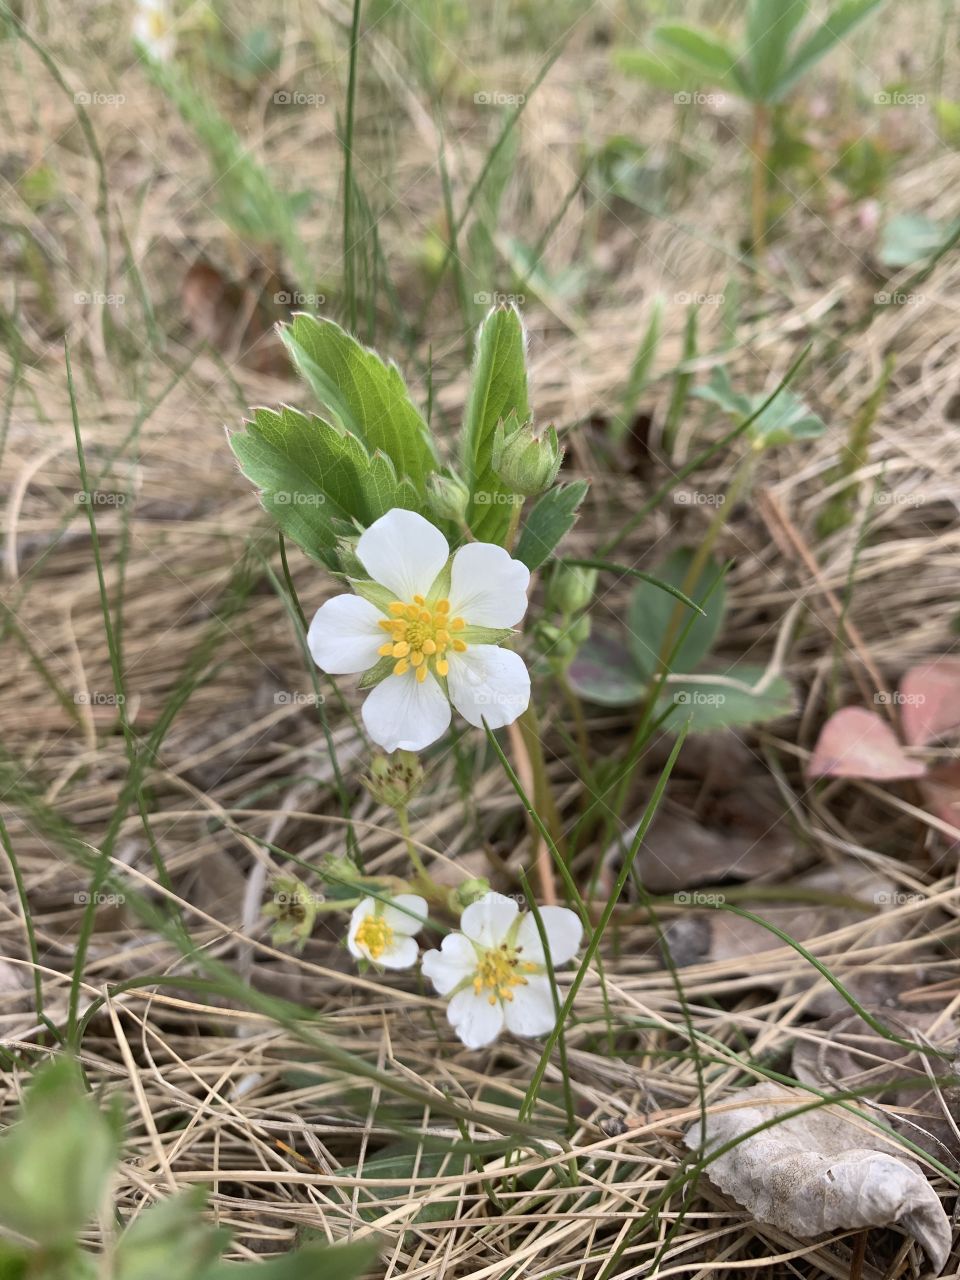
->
[421,892,583,1049]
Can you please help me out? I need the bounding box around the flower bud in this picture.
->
[547,563,597,615]
[426,470,470,524]
[447,877,491,914]
[362,749,425,807]
[492,411,563,496]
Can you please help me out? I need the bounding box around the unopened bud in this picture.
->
[426,470,470,524]
[448,877,491,913]
[492,410,563,496]
[547,563,597,615]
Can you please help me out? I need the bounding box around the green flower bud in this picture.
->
[492,411,563,496]
[547,563,598,615]
[426,470,470,524]
[447,877,491,913]
[263,876,322,951]
[362,749,425,807]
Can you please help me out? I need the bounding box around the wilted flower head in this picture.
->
[308,509,531,753]
[421,892,583,1049]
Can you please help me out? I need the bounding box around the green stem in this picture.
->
[396,805,432,893]
[518,703,567,864]
[750,102,769,253]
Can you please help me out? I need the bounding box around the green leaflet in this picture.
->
[461,306,530,542]
[514,481,588,572]
[281,314,437,493]
[229,405,423,562]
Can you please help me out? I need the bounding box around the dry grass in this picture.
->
[2,1,960,1276]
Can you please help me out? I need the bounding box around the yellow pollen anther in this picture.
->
[473,942,530,1002]
[355,912,394,960]
[380,593,469,682]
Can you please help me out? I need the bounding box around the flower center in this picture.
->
[473,942,539,1005]
[355,913,394,959]
[378,596,468,684]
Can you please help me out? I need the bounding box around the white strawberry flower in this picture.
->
[308,508,531,753]
[347,893,428,970]
[133,0,176,61]
[421,892,583,1050]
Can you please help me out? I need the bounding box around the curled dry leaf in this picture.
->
[807,706,926,780]
[686,1081,951,1275]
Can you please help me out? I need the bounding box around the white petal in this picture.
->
[356,509,449,602]
[516,907,584,967]
[307,595,385,675]
[448,542,530,626]
[361,670,451,753]
[346,897,376,957]
[422,933,477,995]
[447,646,530,730]
[377,935,419,970]
[447,987,505,1050]
[503,976,557,1038]
[382,894,428,937]
[460,892,518,947]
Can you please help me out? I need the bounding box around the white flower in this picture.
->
[133,0,176,61]
[421,892,583,1050]
[347,893,427,970]
[308,509,531,753]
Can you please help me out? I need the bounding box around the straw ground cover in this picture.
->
[2,0,960,1276]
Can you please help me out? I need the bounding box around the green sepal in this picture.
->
[359,656,396,689]
[350,579,396,613]
[460,626,514,646]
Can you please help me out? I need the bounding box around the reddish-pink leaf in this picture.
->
[899,660,960,746]
[807,707,926,780]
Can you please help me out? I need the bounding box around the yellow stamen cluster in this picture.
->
[378,595,467,683]
[473,942,539,1006]
[354,913,394,960]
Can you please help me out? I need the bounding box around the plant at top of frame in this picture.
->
[616,0,888,246]
[0,1056,379,1279]
[229,305,587,754]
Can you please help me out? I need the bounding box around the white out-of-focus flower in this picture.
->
[133,0,176,62]
[307,508,531,754]
[421,892,583,1050]
[347,893,427,970]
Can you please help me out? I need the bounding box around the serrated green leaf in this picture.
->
[695,372,824,446]
[281,315,437,492]
[201,1240,380,1279]
[745,0,807,101]
[0,1058,122,1248]
[115,1189,228,1280]
[652,25,747,92]
[461,306,530,542]
[772,0,886,101]
[658,664,795,731]
[627,549,726,679]
[514,480,588,572]
[230,405,423,562]
[613,48,690,92]
[878,212,956,268]
[567,633,648,707]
